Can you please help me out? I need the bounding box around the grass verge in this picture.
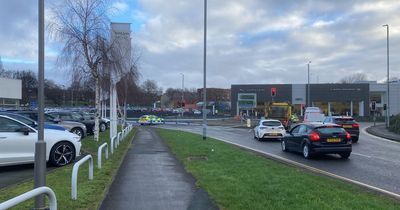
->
[157,128,400,210]
[0,128,135,210]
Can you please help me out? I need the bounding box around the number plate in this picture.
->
[327,138,341,143]
[343,125,352,128]
[269,133,278,136]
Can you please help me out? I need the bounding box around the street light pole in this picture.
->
[383,24,390,128]
[180,73,184,117]
[34,0,46,208]
[202,0,207,140]
[307,61,311,107]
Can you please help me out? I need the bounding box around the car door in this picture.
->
[286,125,301,149]
[0,117,36,165]
[292,125,308,151]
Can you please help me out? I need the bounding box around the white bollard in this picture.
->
[71,155,93,200]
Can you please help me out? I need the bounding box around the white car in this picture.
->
[253,119,286,141]
[0,115,82,167]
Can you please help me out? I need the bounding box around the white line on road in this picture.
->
[361,126,400,145]
[352,152,372,158]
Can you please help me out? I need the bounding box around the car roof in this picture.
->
[295,122,341,128]
[260,119,281,123]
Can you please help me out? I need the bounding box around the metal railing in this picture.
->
[110,135,117,154]
[0,187,57,210]
[71,155,93,200]
[97,143,109,169]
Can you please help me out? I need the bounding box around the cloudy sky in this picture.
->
[0,0,399,89]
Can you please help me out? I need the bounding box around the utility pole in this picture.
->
[34,0,46,208]
[307,61,311,107]
[383,24,390,128]
[180,73,184,117]
[202,0,207,140]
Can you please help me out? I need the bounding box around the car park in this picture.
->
[253,119,286,141]
[0,115,81,167]
[281,122,352,159]
[47,111,108,134]
[14,111,87,140]
[323,116,360,143]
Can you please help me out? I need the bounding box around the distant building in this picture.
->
[231,82,400,117]
[0,77,22,108]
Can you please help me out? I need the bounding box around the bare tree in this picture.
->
[339,73,367,83]
[49,0,137,141]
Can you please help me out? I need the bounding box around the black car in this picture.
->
[47,111,107,134]
[281,123,352,159]
[323,116,360,143]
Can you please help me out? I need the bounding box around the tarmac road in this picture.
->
[159,123,400,195]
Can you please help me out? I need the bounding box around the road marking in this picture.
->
[160,126,400,200]
[352,152,371,158]
[361,126,400,145]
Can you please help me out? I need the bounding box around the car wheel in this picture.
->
[71,128,83,140]
[49,142,75,167]
[281,140,288,152]
[352,136,359,143]
[339,152,351,159]
[99,123,106,132]
[302,143,312,159]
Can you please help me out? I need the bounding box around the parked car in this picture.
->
[0,115,81,167]
[0,112,65,131]
[281,122,352,159]
[193,109,202,115]
[47,111,107,134]
[14,111,87,140]
[323,116,360,143]
[253,119,286,141]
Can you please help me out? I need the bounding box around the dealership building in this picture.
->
[0,77,22,108]
[231,81,400,117]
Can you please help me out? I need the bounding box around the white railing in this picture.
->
[0,187,57,210]
[110,135,117,154]
[97,143,109,169]
[71,155,93,200]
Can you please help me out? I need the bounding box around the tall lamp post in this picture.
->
[34,0,46,208]
[180,73,184,116]
[202,0,207,140]
[383,24,390,128]
[307,61,311,107]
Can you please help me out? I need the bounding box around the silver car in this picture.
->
[14,111,87,140]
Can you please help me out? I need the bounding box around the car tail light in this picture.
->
[352,124,359,128]
[346,132,351,140]
[309,131,320,141]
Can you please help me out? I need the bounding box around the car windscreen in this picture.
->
[262,121,282,126]
[334,118,355,124]
[316,126,346,134]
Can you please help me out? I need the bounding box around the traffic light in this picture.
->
[383,104,387,110]
[271,87,277,97]
[371,101,376,111]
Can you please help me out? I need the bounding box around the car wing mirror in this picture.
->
[18,127,31,135]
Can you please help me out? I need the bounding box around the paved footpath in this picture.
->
[100,127,218,210]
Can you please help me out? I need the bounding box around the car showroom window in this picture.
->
[0,117,24,132]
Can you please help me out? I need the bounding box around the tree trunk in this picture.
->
[94,77,100,141]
